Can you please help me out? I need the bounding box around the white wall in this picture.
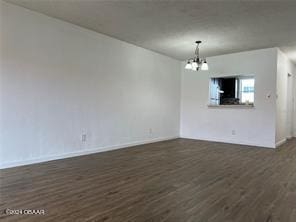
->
[0,2,181,168]
[180,48,278,148]
[287,73,294,138]
[293,65,296,137]
[276,49,295,144]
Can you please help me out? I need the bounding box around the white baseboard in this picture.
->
[276,138,287,147]
[180,135,275,149]
[0,136,179,169]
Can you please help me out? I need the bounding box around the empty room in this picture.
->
[1,0,296,221]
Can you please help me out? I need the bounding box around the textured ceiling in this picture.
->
[5,0,296,63]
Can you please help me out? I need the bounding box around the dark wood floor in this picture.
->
[1,138,296,222]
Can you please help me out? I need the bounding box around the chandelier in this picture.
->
[185,41,209,71]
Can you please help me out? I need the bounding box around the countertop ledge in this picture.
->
[208,104,255,109]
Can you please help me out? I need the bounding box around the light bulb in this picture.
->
[185,62,192,70]
[191,61,198,69]
[201,61,209,71]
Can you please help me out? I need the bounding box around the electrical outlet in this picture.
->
[231,130,236,135]
[81,134,87,142]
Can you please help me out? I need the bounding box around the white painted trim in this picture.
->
[0,136,178,169]
[180,135,275,149]
[276,138,287,147]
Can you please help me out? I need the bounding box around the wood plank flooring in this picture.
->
[1,138,296,222]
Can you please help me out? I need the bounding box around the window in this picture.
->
[239,78,255,104]
[209,75,255,106]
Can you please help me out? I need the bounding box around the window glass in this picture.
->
[240,79,255,104]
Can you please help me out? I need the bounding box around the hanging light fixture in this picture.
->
[185,41,209,71]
